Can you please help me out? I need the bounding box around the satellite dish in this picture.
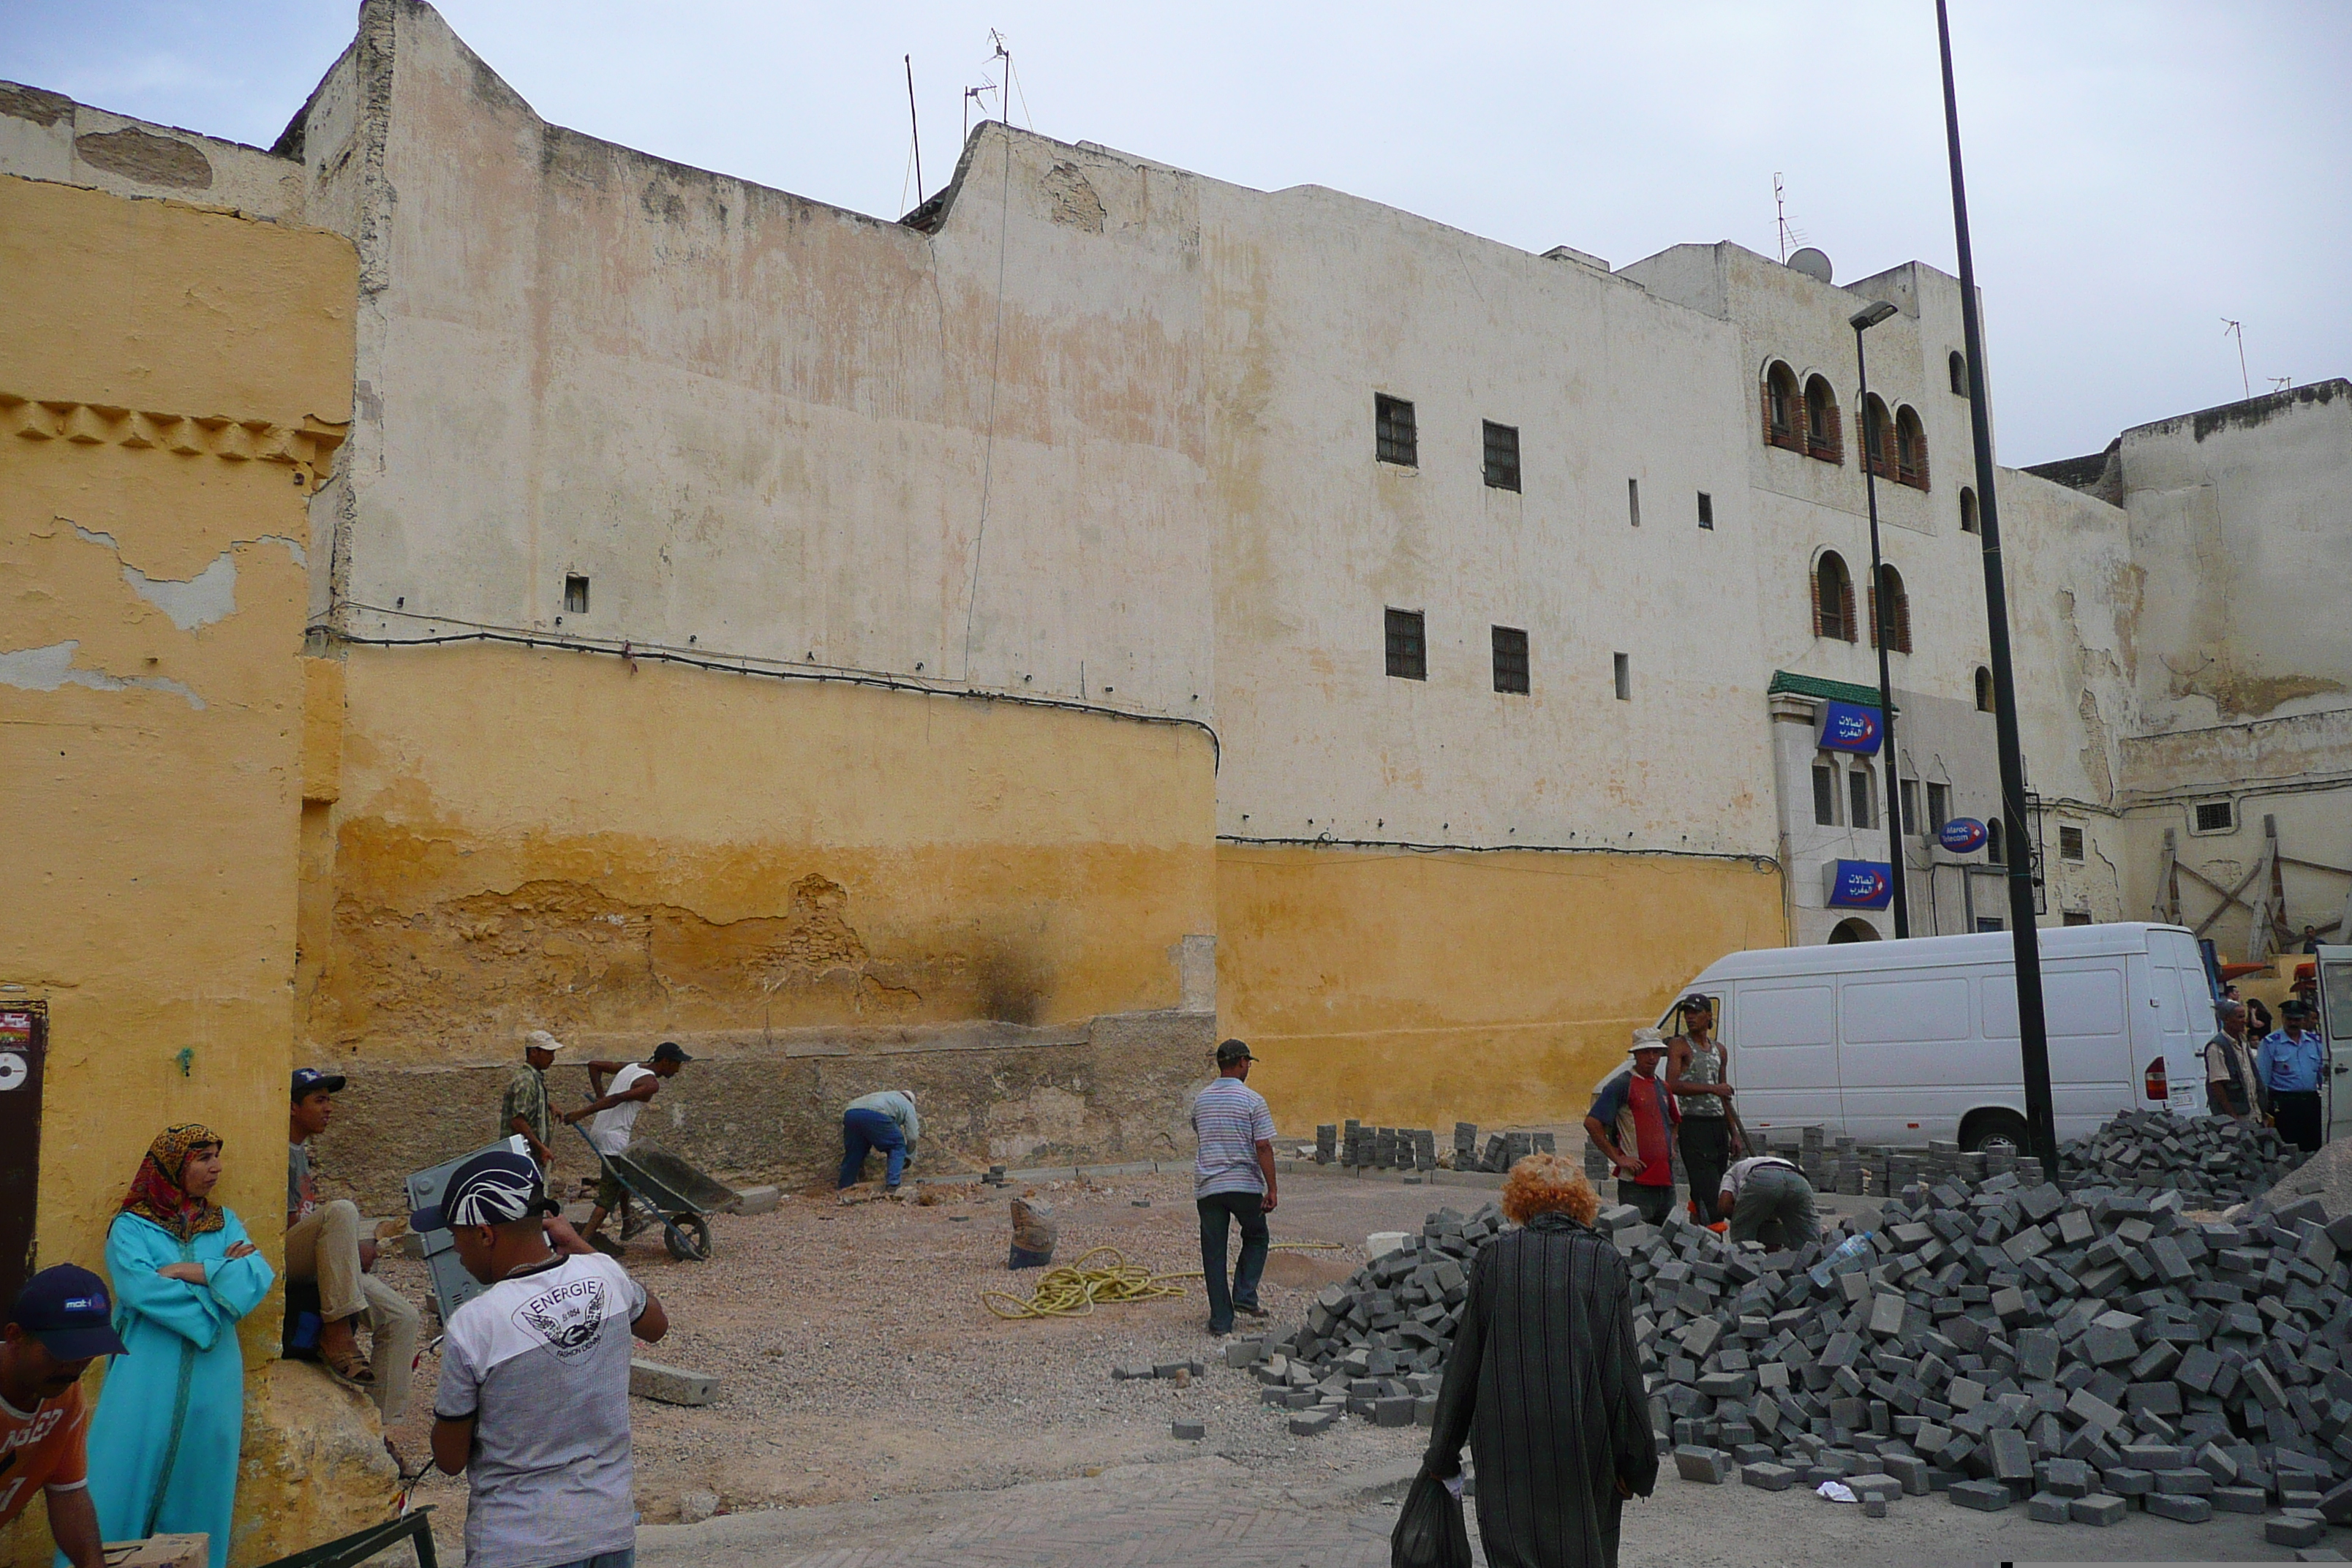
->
[1788,247,1834,284]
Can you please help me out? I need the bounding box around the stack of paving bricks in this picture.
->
[2058,1109,2304,1210]
[1636,1156,2352,1539]
[1326,1122,1551,1174]
[1233,1201,1510,1434]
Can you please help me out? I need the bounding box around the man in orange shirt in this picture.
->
[1,1264,124,1568]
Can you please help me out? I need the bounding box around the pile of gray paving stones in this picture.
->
[1640,1166,2352,1546]
[1215,1123,2351,1551]
[1220,1200,1508,1437]
[2059,1107,2307,1209]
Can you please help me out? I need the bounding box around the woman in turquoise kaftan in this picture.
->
[81,1124,274,1568]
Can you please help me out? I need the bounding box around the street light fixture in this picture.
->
[1850,298,1910,939]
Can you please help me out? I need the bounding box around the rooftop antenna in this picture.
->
[2269,375,2293,393]
[905,55,925,208]
[989,29,1033,129]
[962,83,996,141]
[1773,173,1809,265]
[2221,318,2250,401]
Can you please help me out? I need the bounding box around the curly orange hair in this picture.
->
[1500,1152,1600,1226]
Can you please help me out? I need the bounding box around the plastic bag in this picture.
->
[1390,1470,1472,1568]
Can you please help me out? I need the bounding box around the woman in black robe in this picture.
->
[1422,1153,1657,1568]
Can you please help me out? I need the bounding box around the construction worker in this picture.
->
[564,1041,692,1252]
[1665,995,1734,1222]
[1584,1030,1679,1226]
[839,1090,921,1193]
[503,1030,562,1171]
[1718,1153,1820,1251]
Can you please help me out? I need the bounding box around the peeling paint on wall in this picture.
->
[0,638,206,707]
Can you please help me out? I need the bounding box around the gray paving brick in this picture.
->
[2143,1492,2214,1523]
[2068,1493,2127,1526]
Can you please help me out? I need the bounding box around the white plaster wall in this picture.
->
[0,81,309,221]
[1200,189,1774,854]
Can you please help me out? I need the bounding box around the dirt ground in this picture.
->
[377,1167,1458,1549]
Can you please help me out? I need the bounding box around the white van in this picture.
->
[1617,922,2215,1155]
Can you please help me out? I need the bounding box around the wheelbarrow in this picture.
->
[571,1123,725,1262]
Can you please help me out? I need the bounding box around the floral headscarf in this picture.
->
[121,1123,227,1240]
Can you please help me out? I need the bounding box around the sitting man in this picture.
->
[287,1066,422,1419]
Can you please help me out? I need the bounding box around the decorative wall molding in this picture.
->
[1,393,346,480]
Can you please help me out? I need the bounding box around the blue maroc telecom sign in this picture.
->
[1825,859,1896,909]
[1938,818,1989,853]
[1814,700,1883,755]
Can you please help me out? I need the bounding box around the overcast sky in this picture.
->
[6,1,2345,465]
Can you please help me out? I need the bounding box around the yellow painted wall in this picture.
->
[0,174,385,1564]
[1216,844,1787,1133]
[307,643,1220,1065]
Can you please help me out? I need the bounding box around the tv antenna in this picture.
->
[2221,318,2250,401]
[1773,173,1809,265]
[2269,376,2293,393]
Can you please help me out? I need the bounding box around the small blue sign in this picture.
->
[1938,818,1989,853]
[1827,859,1895,909]
[1815,700,1883,755]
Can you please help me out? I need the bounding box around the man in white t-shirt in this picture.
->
[421,1148,668,1568]
[562,1041,692,1255]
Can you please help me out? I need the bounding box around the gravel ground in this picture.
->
[376,1169,1455,1552]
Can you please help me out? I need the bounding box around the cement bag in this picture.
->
[1009,1196,1058,1269]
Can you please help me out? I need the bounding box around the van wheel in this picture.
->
[1962,1109,2030,1157]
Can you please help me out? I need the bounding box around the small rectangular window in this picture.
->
[2062,911,2092,927]
[1901,779,1919,837]
[1697,491,1714,529]
[1627,478,1641,527]
[1482,421,1520,491]
[1926,782,1950,834]
[1613,652,1630,701]
[1975,917,2005,933]
[2192,799,2235,834]
[562,574,590,614]
[1813,764,1838,827]
[1490,625,1529,693]
[2059,825,2085,862]
[1384,607,1426,680]
[1849,766,1874,829]
[1376,395,1417,467]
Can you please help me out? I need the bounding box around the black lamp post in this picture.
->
[1937,0,2058,1175]
[1851,298,1910,939]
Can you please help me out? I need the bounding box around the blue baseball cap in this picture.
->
[410,1149,546,1232]
[10,1264,127,1359]
[292,1066,347,1098]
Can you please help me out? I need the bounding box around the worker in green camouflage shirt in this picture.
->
[503,1030,562,1171]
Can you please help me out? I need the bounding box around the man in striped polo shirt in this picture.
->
[1191,1038,1278,1336]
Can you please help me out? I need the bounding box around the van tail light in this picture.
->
[2145,1058,2168,1101]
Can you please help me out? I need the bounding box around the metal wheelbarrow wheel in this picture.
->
[664,1212,712,1262]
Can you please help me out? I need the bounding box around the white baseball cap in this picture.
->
[524,1029,566,1054]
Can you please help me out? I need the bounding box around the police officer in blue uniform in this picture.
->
[2258,998,2328,1153]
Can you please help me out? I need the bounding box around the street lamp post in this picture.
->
[1851,299,1910,939]
[1937,0,2059,1175]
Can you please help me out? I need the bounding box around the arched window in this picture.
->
[1829,916,1882,943]
[1894,406,1929,489]
[1975,665,1994,713]
[1870,563,1912,654]
[1986,817,2005,865]
[1861,393,1893,479]
[1763,362,1801,452]
[1949,350,1968,396]
[1814,551,1856,641]
[1803,375,1843,463]
[1959,487,1980,534]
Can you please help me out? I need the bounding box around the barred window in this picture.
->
[1376,395,1417,467]
[2059,825,2085,862]
[1384,607,1426,680]
[1813,764,1838,826]
[1482,421,1520,491]
[1491,626,1529,693]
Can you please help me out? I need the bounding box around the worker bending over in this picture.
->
[839,1090,921,1194]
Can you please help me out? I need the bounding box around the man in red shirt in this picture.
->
[1583,1029,1681,1226]
[1,1264,124,1568]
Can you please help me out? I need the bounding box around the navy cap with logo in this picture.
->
[10,1263,128,1360]
[410,1148,546,1232]
[292,1066,348,1098]
[651,1041,692,1064]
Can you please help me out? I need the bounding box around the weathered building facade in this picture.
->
[6,0,2347,1236]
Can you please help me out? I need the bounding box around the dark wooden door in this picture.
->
[0,1000,46,1308]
